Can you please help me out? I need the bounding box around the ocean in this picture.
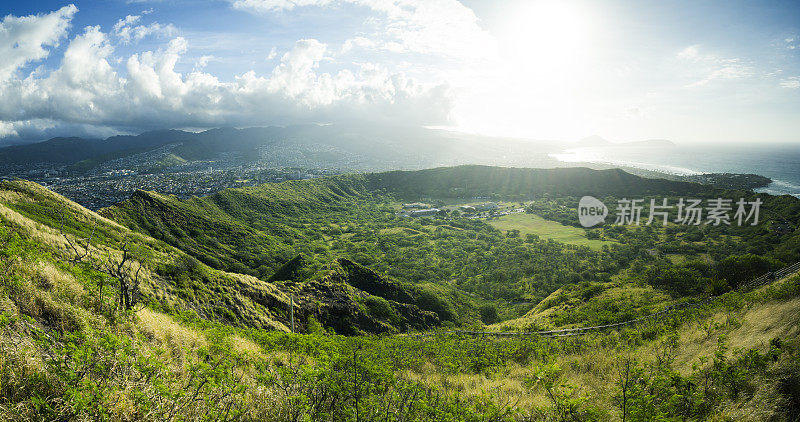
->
[550,144,800,197]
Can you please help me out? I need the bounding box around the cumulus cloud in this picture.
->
[0,5,77,82]
[113,14,177,43]
[0,6,452,142]
[194,54,215,70]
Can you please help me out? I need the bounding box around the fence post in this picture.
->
[290,295,295,333]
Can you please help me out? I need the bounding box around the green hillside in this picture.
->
[364,165,709,199]
[102,166,800,305]
[1,166,800,420]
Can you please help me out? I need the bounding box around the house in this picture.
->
[459,205,476,213]
[772,220,795,235]
[410,208,440,217]
[403,202,432,209]
[474,202,499,211]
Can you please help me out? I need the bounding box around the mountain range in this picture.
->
[0,125,564,173]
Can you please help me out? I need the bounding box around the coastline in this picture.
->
[548,146,800,197]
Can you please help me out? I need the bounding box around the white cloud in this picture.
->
[113,14,177,43]
[677,45,751,87]
[341,36,375,54]
[113,15,141,32]
[231,0,333,13]
[231,0,496,60]
[0,5,77,82]
[194,54,215,70]
[0,8,451,142]
[780,77,800,89]
[686,62,752,87]
[677,45,701,61]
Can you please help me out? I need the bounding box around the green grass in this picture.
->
[156,153,188,168]
[488,213,613,250]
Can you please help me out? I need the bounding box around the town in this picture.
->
[1,162,341,210]
[397,201,526,219]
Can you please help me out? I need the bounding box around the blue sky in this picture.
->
[0,0,798,144]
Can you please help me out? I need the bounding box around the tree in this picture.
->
[479,304,499,324]
[613,355,637,422]
[716,254,781,289]
[58,205,96,264]
[100,234,144,310]
[58,205,143,311]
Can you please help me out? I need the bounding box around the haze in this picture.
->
[1,0,799,145]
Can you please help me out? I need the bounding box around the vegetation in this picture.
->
[488,212,613,250]
[1,165,799,420]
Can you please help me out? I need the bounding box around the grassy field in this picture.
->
[488,213,613,250]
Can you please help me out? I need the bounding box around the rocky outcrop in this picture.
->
[277,258,440,335]
[326,258,416,303]
[267,254,310,283]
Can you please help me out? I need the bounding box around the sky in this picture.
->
[0,0,798,145]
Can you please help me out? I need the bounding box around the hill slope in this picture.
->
[0,180,440,335]
[365,165,707,198]
[1,172,799,420]
[100,165,800,318]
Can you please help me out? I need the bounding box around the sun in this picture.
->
[450,0,598,139]
[500,0,592,72]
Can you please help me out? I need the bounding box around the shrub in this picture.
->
[479,304,499,324]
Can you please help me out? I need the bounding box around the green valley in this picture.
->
[1,165,800,420]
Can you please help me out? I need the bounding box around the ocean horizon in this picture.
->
[550,143,800,197]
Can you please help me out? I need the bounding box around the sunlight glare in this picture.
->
[452,0,597,140]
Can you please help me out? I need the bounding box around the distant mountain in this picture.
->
[0,129,192,167]
[574,135,612,148]
[0,125,564,174]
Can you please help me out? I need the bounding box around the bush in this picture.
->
[305,315,327,335]
[415,288,457,322]
[364,295,396,321]
[479,304,499,324]
[716,254,782,289]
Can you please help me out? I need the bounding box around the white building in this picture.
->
[410,208,440,217]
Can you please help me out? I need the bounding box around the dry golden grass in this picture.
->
[729,297,800,347]
[265,350,294,366]
[405,362,551,410]
[0,202,68,250]
[8,277,95,333]
[0,294,16,315]
[231,335,263,357]
[36,262,84,300]
[675,297,800,373]
[136,308,207,356]
[1,180,126,231]
[222,272,291,332]
[0,189,35,204]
